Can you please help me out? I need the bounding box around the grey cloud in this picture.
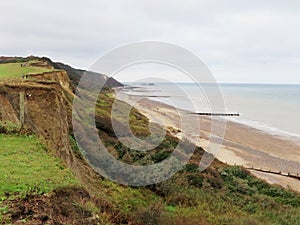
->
[1,0,300,83]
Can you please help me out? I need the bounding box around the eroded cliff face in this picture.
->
[28,70,72,91]
[0,70,102,194]
[0,58,73,157]
[0,81,73,164]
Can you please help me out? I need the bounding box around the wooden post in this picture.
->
[19,91,25,126]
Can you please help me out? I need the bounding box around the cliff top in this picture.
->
[0,59,59,80]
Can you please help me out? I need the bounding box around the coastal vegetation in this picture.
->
[0,57,300,224]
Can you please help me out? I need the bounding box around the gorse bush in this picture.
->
[221,166,300,207]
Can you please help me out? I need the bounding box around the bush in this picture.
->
[221,166,250,180]
[152,150,172,163]
[166,192,197,207]
[0,121,21,134]
[134,202,164,225]
[183,164,199,173]
[187,174,204,188]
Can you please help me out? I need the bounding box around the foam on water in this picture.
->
[121,83,300,143]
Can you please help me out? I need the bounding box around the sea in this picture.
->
[121,83,300,142]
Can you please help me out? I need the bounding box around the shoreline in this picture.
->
[226,117,300,146]
[116,89,300,193]
[120,85,300,145]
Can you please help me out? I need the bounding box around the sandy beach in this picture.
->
[117,91,300,193]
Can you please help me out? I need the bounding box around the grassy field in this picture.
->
[0,61,55,80]
[0,134,78,197]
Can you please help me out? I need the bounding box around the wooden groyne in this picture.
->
[189,112,240,116]
[244,166,300,180]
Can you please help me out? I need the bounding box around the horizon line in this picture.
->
[122,81,300,85]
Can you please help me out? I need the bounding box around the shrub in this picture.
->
[166,192,197,207]
[183,164,199,173]
[0,121,21,134]
[187,174,204,188]
[152,150,172,163]
[221,166,250,180]
[134,202,164,225]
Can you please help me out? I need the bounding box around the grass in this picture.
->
[92,92,300,224]
[148,166,300,225]
[0,134,78,198]
[82,165,300,225]
[0,61,55,80]
[1,68,300,224]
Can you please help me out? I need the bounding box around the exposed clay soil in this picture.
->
[2,187,100,225]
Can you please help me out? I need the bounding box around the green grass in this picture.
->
[149,166,300,225]
[73,86,300,224]
[1,81,300,224]
[87,165,300,225]
[0,134,78,197]
[0,61,55,80]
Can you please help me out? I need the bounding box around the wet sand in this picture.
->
[118,92,300,193]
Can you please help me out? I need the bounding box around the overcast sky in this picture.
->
[1,0,300,83]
